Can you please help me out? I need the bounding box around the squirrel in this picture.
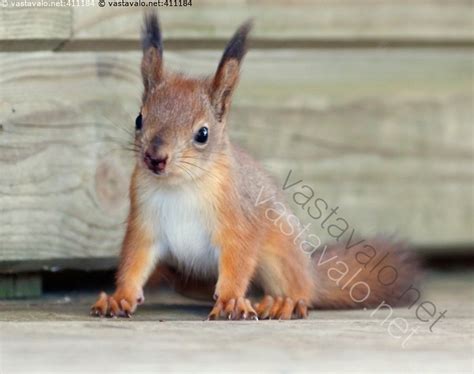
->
[91,12,419,320]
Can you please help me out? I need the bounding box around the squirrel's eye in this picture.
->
[135,113,142,131]
[194,127,208,144]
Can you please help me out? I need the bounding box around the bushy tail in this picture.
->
[311,237,421,309]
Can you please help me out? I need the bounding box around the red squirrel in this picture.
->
[91,12,419,320]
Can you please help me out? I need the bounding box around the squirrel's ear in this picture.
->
[210,20,252,122]
[141,12,163,94]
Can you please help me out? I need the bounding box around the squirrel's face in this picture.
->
[134,13,251,183]
[135,74,227,181]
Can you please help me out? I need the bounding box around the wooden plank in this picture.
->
[0,7,72,51]
[67,0,473,50]
[1,2,472,51]
[0,274,472,371]
[0,274,41,298]
[1,1,472,52]
[0,48,472,266]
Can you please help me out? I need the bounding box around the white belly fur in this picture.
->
[138,183,219,278]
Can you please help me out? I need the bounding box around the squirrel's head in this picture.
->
[135,12,251,182]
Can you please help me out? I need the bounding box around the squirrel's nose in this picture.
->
[144,152,168,174]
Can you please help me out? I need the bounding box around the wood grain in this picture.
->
[0,7,72,51]
[1,1,472,51]
[0,275,472,371]
[70,1,473,44]
[0,48,472,265]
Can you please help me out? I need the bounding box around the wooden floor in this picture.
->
[0,271,472,373]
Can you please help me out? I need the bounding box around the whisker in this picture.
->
[176,162,225,186]
[175,163,196,183]
[178,150,228,161]
[98,113,137,140]
[125,147,139,153]
[179,160,210,173]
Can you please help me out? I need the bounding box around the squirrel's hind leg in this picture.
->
[253,228,314,320]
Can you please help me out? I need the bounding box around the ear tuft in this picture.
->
[211,20,253,122]
[142,11,162,56]
[217,19,253,70]
[141,11,163,96]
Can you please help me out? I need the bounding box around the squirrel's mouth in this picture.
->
[143,164,169,177]
[140,161,186,182]
[138,156,167,176]
[139,155,199,183]
[143,152,168,174]
[146,164,167,176]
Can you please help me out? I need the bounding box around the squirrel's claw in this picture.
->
[254,295,308,320]
[90,292,108,317]
[206,297,258,321]
[90,291,139,319]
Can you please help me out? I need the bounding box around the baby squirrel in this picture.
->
[91,12,418,320]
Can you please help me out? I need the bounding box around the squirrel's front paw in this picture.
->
[90,288,144,318]
[207,297,258,321]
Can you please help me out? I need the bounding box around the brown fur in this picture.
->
[311,238,421,309]
[91,12,420,320]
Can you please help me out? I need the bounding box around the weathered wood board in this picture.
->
[0,274,472,371]
[70,1,474,43]
[0,48,472,265]
[0,8,72,51]
[0,1,472,51]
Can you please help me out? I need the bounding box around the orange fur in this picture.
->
[212,172,259,302]
[115,172,157,295]
[92,168,157,317]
